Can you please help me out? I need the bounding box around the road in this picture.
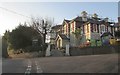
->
[2,54,118,74]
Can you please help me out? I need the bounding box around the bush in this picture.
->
[24,46,42,52]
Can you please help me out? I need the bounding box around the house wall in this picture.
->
[50,38,55,44]
[70,34,82,47]
[70,21,77,46]
[62,40,69,48]
[76,21,83,28]
[84,23,91,40]
[64,23,70,37]
[84,23,115,41]
[89,23,101,40]
[100,24,105,34]
[56,36,69,48]
[69,21,78,46]
[70,33,76,46]
[50,30,57,45]
[70,21,76,33]
[99,24,114,35]
[56,37,62,48]
[91,32,100,40]
[50,31,56,39]
[63,23,66,34]
[70,21,87,47]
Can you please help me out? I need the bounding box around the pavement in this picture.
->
[0,58,2,74]
[2,54,119,74]
[50,49,64,57]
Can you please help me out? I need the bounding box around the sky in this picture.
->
[0,2,119,36]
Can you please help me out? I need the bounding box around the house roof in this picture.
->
[101,32,113,37]
[50,25,63,33]
[70,16,83,23]
[56,34,70,41]
[114,23,120,27]
[100,20,114,24]
[70,16,114,25]
[118,17,120,23]
[74,16,83,22]
[88,19,101,24]
[70,16,102,24]
[59,34,70,40]
[51,25,62,30]
[64,19,71,23]
[83,19,115,27]
[62,19,71,25]
[94,17,101,20]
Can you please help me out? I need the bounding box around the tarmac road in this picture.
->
[2,54,119,74]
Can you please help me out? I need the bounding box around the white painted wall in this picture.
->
[45,44,51,56]
[65,44,70,56]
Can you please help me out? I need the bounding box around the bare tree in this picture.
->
[29,17,53,44]
[29,17,54,56]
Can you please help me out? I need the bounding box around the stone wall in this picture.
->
[70,45,119,56]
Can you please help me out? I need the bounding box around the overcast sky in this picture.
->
[0,2,119,36]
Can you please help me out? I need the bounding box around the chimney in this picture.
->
[118,17,120,23]
[81,11,88,21]
[104,17,109,22]
[92,13,98,18]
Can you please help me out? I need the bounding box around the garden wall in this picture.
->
[69,45,119,56]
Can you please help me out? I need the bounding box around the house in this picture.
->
[50,11,116,49]
[69,11,116,47]
[114,17,120,45]
[50,25,62,48]
[62,19,71,37]
[114,17,120,31]
[55,34,70,49]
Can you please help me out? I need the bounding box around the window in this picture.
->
[72,23,74,32]
[66,24,67,33]
[83,25,84,33]
[93,24,97,32]
[100,25,105,33]
[105,26,108,32]
[91,24,93,32]
[108,27,111,32]
[97,24,99,33]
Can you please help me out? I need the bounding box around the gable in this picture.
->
[55,35,62,42]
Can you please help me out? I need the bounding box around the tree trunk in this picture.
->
[2,37,9,58]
